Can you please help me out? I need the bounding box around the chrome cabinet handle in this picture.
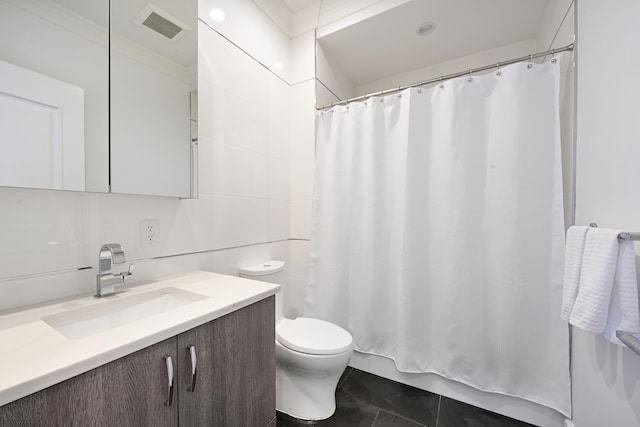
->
[187,345,197,392]
[164,355,174,406]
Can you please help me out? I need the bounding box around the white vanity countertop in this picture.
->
[0,271,279,406]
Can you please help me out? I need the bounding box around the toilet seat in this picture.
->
[277,317,352,355]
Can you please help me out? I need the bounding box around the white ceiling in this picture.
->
[281,0,318,13]
[51,0,196,69]
[317,0,549,85]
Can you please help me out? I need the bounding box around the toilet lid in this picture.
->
[276,317,353,355]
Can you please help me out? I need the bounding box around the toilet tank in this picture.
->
[239,260,285,322]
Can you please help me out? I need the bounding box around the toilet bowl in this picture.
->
[240,261,353,421]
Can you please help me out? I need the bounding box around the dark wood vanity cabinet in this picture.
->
[0,296,275,427]
[178,296,275,426]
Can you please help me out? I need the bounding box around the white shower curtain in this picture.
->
[306,60,570,416]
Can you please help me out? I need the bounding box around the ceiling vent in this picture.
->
[134,3,191,40]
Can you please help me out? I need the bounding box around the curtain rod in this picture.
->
[316,42,574,110]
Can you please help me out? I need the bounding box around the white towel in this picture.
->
[569,228,620,333]
[603,239,640,345]
[561,226,591,320]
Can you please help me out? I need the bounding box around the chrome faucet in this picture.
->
[95,243,133,298]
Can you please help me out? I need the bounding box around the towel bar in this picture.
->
[588,223,640,241]
[618,232,640,241]
[616,331,640,356]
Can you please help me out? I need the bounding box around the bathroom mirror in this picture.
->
[110,0,197,198]
[0,0,109,192]
[315,0,567,107]
[0,0,197,197]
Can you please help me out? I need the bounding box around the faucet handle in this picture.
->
[116,264,134,280]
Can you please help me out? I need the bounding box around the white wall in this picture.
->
[315,41,357,105]
[199,0,318,318]
[573,1,640,426]
[355,39,537,95]
[200,0,292,83]
[289,69,315,318]
[0,1,294,314]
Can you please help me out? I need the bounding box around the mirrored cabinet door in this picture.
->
[109,0,197,198]
[0,0,109,193]
[0,0,197,197]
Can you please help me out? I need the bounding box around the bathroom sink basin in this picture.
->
[42,287,206,340]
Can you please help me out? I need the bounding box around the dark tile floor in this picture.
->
[276,367,536,427]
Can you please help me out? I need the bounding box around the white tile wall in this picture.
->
[290,120,316,161]
[356,39,537,96]
[537,0,574,54]
[289,239,311,318]
[199,0,292,83]
[315,40,357,102]
[0,5,298,314]
[289,79,316,244]
[0,188,89,278]
[290,30,316,84]
[573,2,640,423]
[201,139,270,198]
[269,199,291,242]
[291,79,316,123]
[290,200,313,240]
[269,157,291,200]
[290,160,315,201]
[0,269,91,314]
[284,25,317,317]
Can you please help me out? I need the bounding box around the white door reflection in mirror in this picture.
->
[0,59,85,191]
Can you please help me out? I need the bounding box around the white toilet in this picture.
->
[239,260,353,421]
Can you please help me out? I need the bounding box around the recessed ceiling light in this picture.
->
[416,21,436,36]
[209,8,225,22]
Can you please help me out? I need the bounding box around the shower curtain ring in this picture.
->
[467,69,473,82]
[439,76,444,89]
[496,62,502,76]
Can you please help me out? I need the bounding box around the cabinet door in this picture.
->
[0,337,177,426]
[101,337,178,426]
[218,296,275,426]
[0,368,102,426]
[177,319,219,425]
[177,297,275,427]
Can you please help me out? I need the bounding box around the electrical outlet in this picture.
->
[140,219,159,247]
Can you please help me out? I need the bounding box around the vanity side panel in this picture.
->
[218,296,276,426]
[0,387,47,426]
[0,363,103,426]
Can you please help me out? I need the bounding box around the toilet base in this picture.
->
[275,341,352,421]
